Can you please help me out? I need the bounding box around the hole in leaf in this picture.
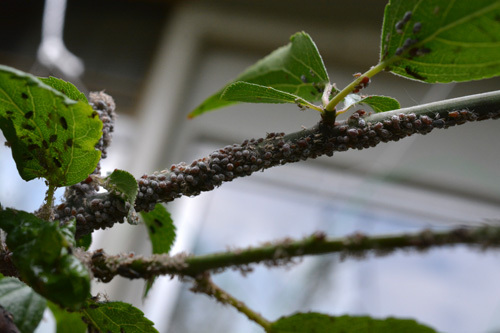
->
[59,117,68,130]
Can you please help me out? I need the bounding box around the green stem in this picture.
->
[324,60,392,112]
[193,274,272,332]
[39,184,56,221]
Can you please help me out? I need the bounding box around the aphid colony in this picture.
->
[53,89,498,238]
[132,108,486,213]
[90,91,116,161]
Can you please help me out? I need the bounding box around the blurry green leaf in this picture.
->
[82,300,158,333]
[140,204,176,255]
[0,208,90,310]
[270,313,437,333]
[48,301,87,333]
[189,31,330,117]
[103,169,139,224]
[343,94,400,113]
[222,81,317,108]
[381,0,500,82]
[0,276,46,333]
[0,65,102,186]
[39,77,88,103]
[76,234,92,250]
[140,203,176,297]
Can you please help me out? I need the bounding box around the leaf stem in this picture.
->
[192,274,272,331]
[324,60,391,113]
[39,184,57,221]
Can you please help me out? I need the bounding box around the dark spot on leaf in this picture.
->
[53,157,62,168]
[90,111,98,118]
[24,111,34,119]
[59,116,68,130]
[49,134,57,142]
[6,110,13,116]
[21,92,28,99]
[89,304,99,309]
[154,218,163,227]
[23,124,35,131]
[42,140,49,149]
[28,144,39,151]
[66,138,73,147]
[149,225,156,234]
[404,66,426,81]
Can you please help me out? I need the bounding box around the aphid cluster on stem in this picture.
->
[54,95,500,238]
[90,91,116,161]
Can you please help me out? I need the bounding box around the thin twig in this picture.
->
[191,273,272,331]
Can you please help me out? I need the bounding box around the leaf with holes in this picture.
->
[189,31,331,117]
[270,313,437,333]
[82,300,158,333]
[0,276,46,333]
[343,94,400,113]
[0,65,102,186]
[103,169,139,224]
[381,0,500,82]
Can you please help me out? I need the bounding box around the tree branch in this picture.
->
[53,90,500,238]
[84,224,500,282]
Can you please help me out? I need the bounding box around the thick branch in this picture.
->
[84,224,500,282]
[53,90,500,238]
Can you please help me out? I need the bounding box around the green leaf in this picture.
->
[140,204,176,255]
[270,313,437,333]
[343,94,400,113]
[39,77,88,103]
[103,169,139,224]
[0,208,90,310]
[47,301,87,333]
[140,203,176,297]
[0,65,102,186]
[82,300,158,333]
[77,234,92,250]
[189,31,330,117]
[381,0,500,83]
[0,276,46,333]
[222,82,319,109]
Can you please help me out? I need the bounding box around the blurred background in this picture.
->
[1,1,500,332]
